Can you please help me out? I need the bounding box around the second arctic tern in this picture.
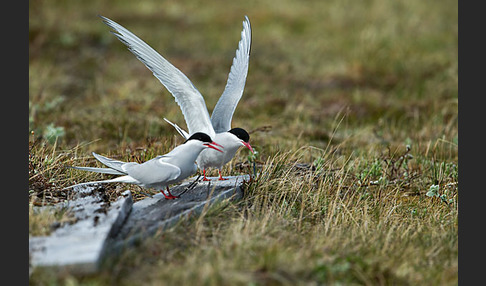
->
[100,15,254,181]
[67,133,223,199]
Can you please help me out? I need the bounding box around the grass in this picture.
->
[29,0,457,284]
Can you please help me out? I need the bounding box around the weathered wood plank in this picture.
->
[29,175,250,274]
[29,188,133,274]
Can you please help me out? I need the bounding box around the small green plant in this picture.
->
[43,123,65,144]
[248,148,260,177]
[426,184,455,204]
[247,148,259,163]
[313,156,326,174]
[356,158,384,185]
[425,184,439,197]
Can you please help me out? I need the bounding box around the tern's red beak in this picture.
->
[211,141,224,149]
[242,141,254,153]
[204,142,224,153]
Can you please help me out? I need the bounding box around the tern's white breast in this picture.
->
[196,132,242,170]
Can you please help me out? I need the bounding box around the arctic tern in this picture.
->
[101,15,254,181]
[67,132,223,199]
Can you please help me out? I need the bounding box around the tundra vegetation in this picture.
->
[29,0,457,284]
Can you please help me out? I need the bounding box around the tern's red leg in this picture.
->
[161,187,178,199]
[166,187,179,199]
[218,170,228,181]
[160,189,171,199]
[202,169,211,181]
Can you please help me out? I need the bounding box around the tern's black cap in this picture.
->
[186,132,213,143]
[229,128,250,142]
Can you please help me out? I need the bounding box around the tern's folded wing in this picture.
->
[101,16,215,138]
[123,158,181,186]
[92,152,136,174]
[211,16,251,133]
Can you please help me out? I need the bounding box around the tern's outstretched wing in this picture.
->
[101,16,215,138]
[211,16,251,133]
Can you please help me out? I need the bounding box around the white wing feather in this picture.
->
[123,159,181,186]
[211,16,251,133]
[101,16,215,138]
[163,117,190,139]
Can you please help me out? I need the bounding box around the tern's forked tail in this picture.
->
[63,175,139,190]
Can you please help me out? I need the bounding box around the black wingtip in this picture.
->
[98,15,115,29]
[243,15,252,56]
[98,14,108,23]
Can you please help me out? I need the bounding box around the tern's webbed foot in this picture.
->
[160,189,179,200]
